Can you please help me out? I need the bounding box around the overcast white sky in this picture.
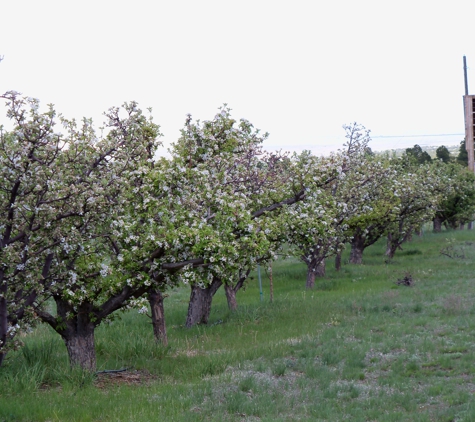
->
[1,0,474,155]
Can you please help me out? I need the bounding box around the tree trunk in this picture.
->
[62,326,96,372]
[459,223,465,230]
[335,251,342,271]
[433,216,443,233]
[386,227,413,259]
[385,242,397,259]
[415,226,423,237]
[316,259,326,277]
[305,259,325,289]
[44,299,98,371]
[148,290,167,346]
[349,234,365,264]
[448,219,458,230]
[224,284,238,311]
[223,269,251,311]
[468,221,473,230]
[306,270,316,289]
[0,288,7,367]
[185,278,222,328]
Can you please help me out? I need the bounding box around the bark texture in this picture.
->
[224,284,238,311]
[223,269,251,311]
[433,216,443,233]
[316,259,326,277]
[149,290,168,346]
[385,228,413,259]
[385,234,399,259]
[306,270,316,289]
[349,234,365,264]
[385,243,397,259]
[335,251,342,271]
[63,326,96,372]
[49,299,98,371]
[305,259,325,289]
[37,282,150,371]
[185,278,222,327]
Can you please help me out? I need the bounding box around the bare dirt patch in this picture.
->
[95,369,155,388]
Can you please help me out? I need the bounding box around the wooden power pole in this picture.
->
[464,56,469,96]
[463,56,475,172]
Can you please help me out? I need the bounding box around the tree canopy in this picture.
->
[404,144,432,165]
[436,145,451,163]
[2,94,474,371]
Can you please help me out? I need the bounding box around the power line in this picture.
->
[372,133,464,139]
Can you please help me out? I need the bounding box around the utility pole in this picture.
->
[464,55,469,96]
[463,56,475,173]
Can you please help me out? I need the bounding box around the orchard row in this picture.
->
[1,93,473,371]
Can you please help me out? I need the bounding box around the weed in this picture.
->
[238,375,256,392]
[272,362,287,377]
[61,365,96,390]
[440,237,467,259]
[21,338,56,367]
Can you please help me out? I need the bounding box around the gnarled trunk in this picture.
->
[349,234,365,264]
[224,284,238,311]
[385,239,397,259]
[148,290,167,346]
[433,216,443,233]
[185,278,222,328]
[63,326,96,372]
[386,227,413,260]
[40,298,97,371]
[223,269,251,311]
[305,259,325,289]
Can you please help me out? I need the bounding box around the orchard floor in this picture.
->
[2,229,475,421]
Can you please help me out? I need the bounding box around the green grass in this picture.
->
[2,230,475,421]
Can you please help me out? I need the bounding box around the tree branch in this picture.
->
[251,189,306,219]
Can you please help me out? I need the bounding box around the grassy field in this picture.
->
[1,229,475,421]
